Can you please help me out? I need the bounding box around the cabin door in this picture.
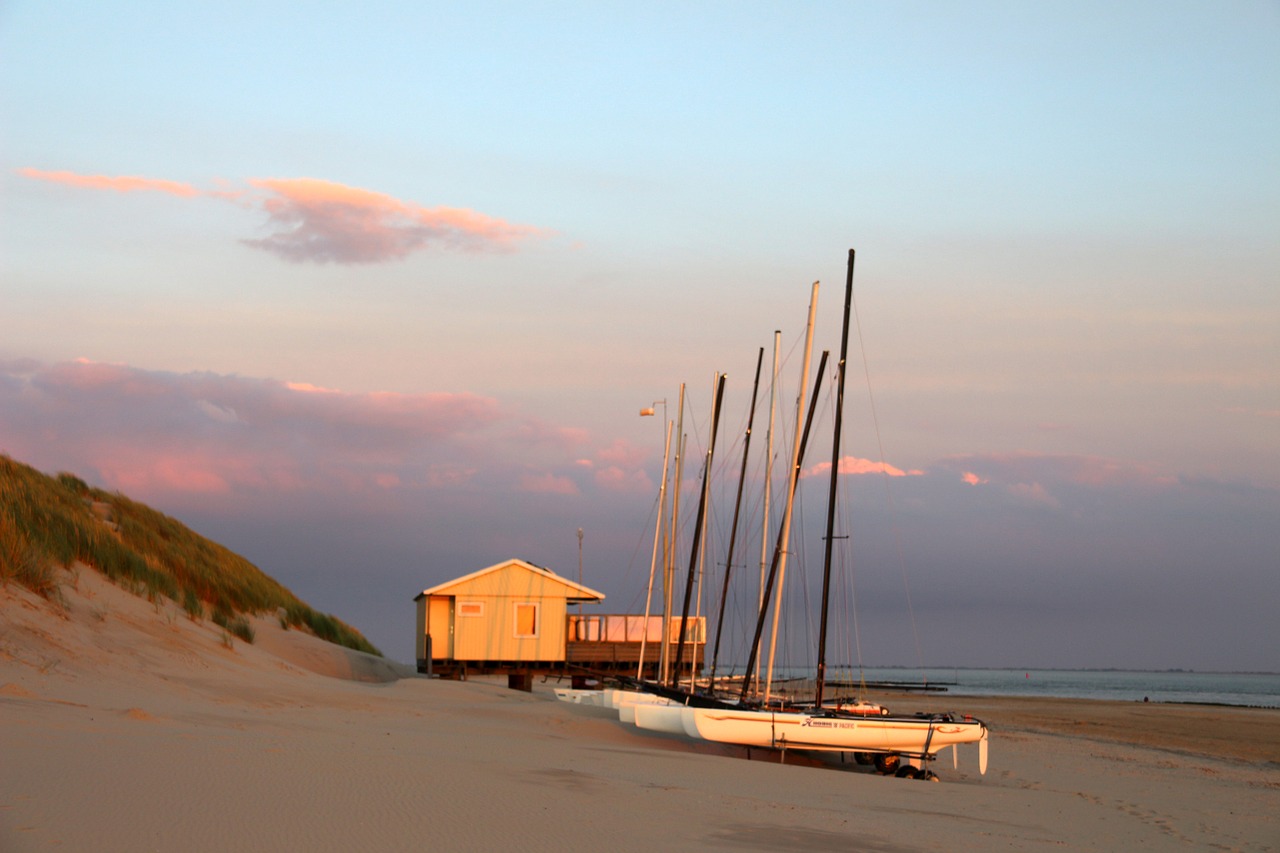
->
[428,596,454,659]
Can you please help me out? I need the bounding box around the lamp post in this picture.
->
[639,398,666,420]
[577,527,584,615]
[639,397,671,681]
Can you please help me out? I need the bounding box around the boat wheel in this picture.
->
[852,752,874,766]
[873,753,900,775]
[894,765,919,779]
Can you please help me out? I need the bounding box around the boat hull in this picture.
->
[632,703,694,735]
[691,708,987,758]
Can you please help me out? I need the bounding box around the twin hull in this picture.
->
[691,708,987,757]
[553,687,989,771]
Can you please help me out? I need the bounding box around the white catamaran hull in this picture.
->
[632,703,697,736]
[691,708,987,768]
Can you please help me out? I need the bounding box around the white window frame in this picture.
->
[458,600,485,617]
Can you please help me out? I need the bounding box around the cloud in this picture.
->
[519,472,580,495]
[17,167,200,197]
[16,168,548,264]
[935,452,1175,493]
[0,359,668,513]
[802,455,924,479]
[0,360,553,502]
[1006,481,1061,509]
[242,177,546,264]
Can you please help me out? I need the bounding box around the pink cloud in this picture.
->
[1,360,507,500]
[939,452,1175,491]
[241,177,546,264]
[17,167,200,197]
[0,359,654,519]
[593,465,651,494]
[426,465,477,488]
[17,167,549,265]
[595,438,647,468]
[519,472,580,495]
[1006,481,1061,508]
[802,455,923,479]
[98,451,232,495]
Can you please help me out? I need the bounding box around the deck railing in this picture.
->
[566,613,705,644]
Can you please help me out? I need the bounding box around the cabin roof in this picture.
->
[413,558,606,603]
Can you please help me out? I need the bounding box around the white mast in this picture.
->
[755,329,780,685]
[765,282,819,703]
[660,383,686,685]
[638,417,673,680]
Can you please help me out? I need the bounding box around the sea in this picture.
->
[828,667,1280,709]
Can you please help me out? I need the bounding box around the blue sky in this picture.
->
[2,1,1277,670]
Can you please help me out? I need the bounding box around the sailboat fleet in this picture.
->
[556,250,989,780]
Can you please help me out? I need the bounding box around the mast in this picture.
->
[764,282,821,701]
[740,347,828,704]
[660,384,686,684]
[740,282,821,702]
[671,373,727,688]
[709,347,764,685]
[815,249,856,708]
[638,417,673,680]
[690,373,720,691]
[754,330,780,685]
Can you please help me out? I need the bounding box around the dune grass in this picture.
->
[1,455,380,656]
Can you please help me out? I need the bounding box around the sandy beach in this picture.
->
[2,568,1276,852]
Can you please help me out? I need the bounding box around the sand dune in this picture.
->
[2,567,1276,852]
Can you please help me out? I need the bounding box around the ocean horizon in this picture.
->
[753,666,1280,708]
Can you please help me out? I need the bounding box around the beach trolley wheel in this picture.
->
[874,754,901,775]
[894,765,919,779]
[853,752,874,766]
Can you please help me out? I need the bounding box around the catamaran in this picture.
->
[562,251,990,779]
[679,251,989,778]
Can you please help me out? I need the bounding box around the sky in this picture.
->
[2,1,1277,672]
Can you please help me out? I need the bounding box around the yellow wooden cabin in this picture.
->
[414,558,606,676]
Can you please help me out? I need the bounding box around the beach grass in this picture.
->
[0,454,378,656]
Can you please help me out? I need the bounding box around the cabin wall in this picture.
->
[453,594,567,661]
[419,560,604,667]
[415,598,426,661]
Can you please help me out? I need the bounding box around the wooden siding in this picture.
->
[416,560,601,664]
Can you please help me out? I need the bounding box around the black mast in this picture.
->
[815,250,856,709]
[708,347,764,686]
[671,373,727,688]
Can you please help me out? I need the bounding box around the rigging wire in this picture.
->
[851,278,928,675]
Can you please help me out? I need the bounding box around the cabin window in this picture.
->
[514,602,539,638]
[458,601,484,617]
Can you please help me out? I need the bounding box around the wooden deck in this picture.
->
[419,639,706,682]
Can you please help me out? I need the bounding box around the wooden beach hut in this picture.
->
[414,559,606,680]
[415,558,707,688]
